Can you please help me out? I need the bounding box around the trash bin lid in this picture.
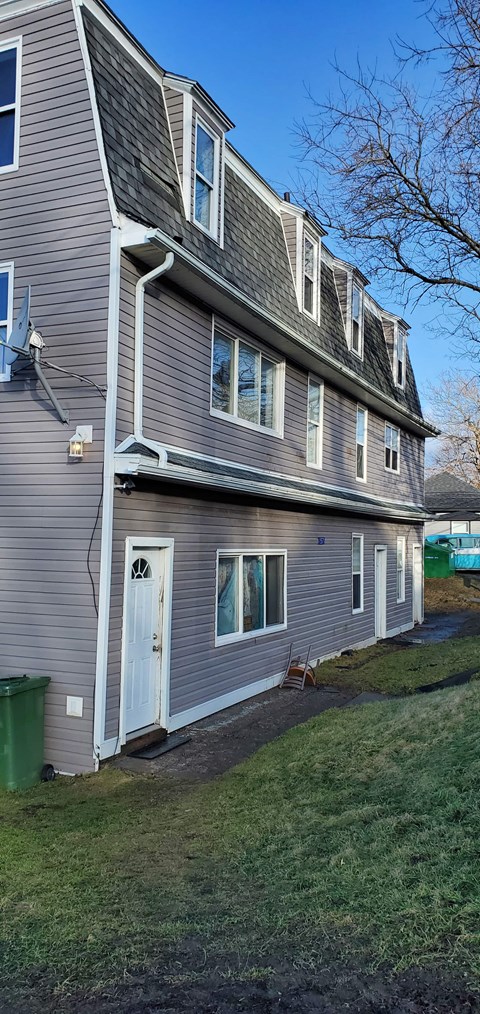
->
[0,676,51,697]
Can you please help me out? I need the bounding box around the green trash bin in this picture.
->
[0,676,51,791]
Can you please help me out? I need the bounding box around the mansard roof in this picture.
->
[83,5,426,431]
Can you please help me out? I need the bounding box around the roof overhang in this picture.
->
[114,437,431,522]
[121,224,438,440]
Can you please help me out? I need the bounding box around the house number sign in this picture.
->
[317,537,326,545]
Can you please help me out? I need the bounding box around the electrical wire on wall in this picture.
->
[87,489,104,618]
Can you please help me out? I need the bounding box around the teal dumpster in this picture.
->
[0,677,51,790]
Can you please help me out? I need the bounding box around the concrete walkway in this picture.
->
[115,682,356,783]
[114,609,473,784]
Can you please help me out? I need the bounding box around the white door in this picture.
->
[412,545,423,625]
[125,551,164,735]
[375,546,387,639]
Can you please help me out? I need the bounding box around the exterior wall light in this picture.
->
[68,425,93,460]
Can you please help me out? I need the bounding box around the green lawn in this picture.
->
[2,683,480,1003]
[314,635,480,694]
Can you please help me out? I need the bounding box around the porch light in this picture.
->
[68,425,93,460]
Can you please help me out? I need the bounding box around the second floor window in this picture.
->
[307,377,323,467]
[194,120,218,236]
[385,423,400,472]
[211,330,283,435]
[0,40,20,173]
[356,406,367,481]
[351,283,364,357]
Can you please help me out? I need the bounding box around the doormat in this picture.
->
[129,733,191,760]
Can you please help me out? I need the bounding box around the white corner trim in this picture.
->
[72,0,118,227]
[92,226,121,768]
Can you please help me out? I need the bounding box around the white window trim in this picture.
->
[384,422,401,474]
[355,405,368,484]
[193,114,220,241]
[210,324,285,439]
[352,533,364,614]
[215,549,288,646]
[396,536,406,603]
[393,324,407,390]
[0,260,14,383]
[306,374,324,469]
[347,276,364,359]
[0,36,22,175]
[302,231,319,322]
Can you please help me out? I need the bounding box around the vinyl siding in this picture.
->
[106,486,422,738]
[0,1,112,774]
[117,256,425,505]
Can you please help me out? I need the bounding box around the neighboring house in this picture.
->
[0,0,436,775]
[425,473,480,536]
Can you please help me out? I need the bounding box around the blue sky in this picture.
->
[111,0,458,405]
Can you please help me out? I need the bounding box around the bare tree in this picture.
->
[426,370,480,482]
[298,0,480,347]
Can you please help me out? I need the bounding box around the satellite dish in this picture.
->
[4,287,32,373]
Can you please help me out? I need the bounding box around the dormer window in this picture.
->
[394,325,407,389]
[163,76,233,248]
[351,282,364,357]
[302,232,319,321]
[194,120,219,237]
[0,39,21,173]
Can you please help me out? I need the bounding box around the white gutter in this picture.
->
[134,252,175,439]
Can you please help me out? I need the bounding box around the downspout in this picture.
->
[134,252,175,440]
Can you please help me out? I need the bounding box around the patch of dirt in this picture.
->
[3,958,478,1013]
[424,576,480,617]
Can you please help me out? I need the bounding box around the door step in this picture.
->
[129,733,191,760]
[122,728,167,757]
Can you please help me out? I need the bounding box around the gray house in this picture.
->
[0,0,435,774]
[425,473,480,536]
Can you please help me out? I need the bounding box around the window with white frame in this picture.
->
[216,551,286,642]
[394,325,407,389]
[451,520,469,534]
[0,40,20,173]
[307,377,323,467]
[396,537,406,602]
[356,406,367,481]
[351,282,364,357]
[0,262,13,378]
[194,119,218,237]
[352,534,364,613]
[303,234,317,318]
[385,423,400,472]
[211,330,283,435]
